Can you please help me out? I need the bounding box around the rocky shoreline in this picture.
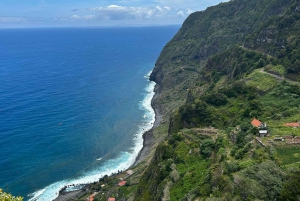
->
[53,83,162,201]
[133,87,163,166]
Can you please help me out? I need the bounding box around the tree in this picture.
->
[234,161,285,200]
[280,171,300,201]
[200,139,215,158]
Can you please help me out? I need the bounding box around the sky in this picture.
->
[0,0,228,28]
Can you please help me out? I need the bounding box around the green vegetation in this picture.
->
[135,0,300,200]
[74,0,300,200]
[276,147,300,166]
[280,170,300,201]
[247,69,279,91]
[0,189,23,201]
[265,64,286,76]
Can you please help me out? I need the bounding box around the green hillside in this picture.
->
[135,0,300,200]
[75,0,300,200]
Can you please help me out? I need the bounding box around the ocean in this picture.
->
[0,26,179,200]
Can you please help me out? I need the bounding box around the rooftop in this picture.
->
[251,119,262,127]
[284,122,300,127]
[118,180,127,187]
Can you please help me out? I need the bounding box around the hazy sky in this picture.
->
[0,0,227,28]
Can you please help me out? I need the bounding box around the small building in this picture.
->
[118,180,127,187]
[251,119,268,137]
[127,170,133,175]
[259,130,268,137]
[284,122,300,128]
[274,137,284,141]
[108,198,116,201]
[88,193,96,201]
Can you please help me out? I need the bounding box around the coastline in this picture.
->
[133,84,162,165]
[54,82,161,201]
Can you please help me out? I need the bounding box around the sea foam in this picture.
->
[28,76,156,201]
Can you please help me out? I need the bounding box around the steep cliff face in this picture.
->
[136,0,300,200]
[150,0,291,86]
[149,0,300,118]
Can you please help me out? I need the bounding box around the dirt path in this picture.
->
[259,69,300,86]
[239,45,300,85]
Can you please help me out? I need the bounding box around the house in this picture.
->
[127,170,133,175]
[118,180,127,187]
[251,119,268,137]
[259,130,268,137]
[251,119,264,128]
[108,198,116,201]
[88,193,96,201]
[284,122,300,128]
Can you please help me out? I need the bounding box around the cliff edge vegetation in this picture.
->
[0,189,23,201]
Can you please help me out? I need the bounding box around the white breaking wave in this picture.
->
[28,76,156,201]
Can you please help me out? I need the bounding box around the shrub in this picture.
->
[280,171,300,201]
[200,139,215,158]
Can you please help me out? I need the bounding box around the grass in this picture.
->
[264,64,285,76]
[153,124,168,140]
[276,147,300,166]
[257,81,300,136]
[170,157,210,200]
[215,76,228,88]
[246,69,279,91]
[165,130,211,200]
[268,126,300,136]
[119,184,138,197]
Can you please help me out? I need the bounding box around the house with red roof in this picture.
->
[284,122,300,128]
[118,180,127,187]
[251,119,268,137]
[108,198,116,201]
[251,119,263,128]
[88,193,97,201]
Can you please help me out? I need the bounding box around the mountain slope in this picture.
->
[150,0,299,117]
[135,0,300,200]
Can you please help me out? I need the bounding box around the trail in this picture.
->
[239,45,300,86]
[259,68,300,86]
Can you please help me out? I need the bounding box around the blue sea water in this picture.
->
[0,26,179,200]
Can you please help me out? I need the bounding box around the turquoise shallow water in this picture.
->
[0,26,179,200]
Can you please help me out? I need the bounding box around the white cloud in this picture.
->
[83,15,95,20]
[70,15,95,20]
[164,6,171,11]
[154,0,228,11]
[71,15,80,19]
[176,11,184,17]
[186,8,193,15]
[0,17,28,23]
[0,0,229,27]
[85,5,174,20]
[155,6,163,11]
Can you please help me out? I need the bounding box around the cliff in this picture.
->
[135,0,300,200]
[73,0,300,200]
[150,0,300,117]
